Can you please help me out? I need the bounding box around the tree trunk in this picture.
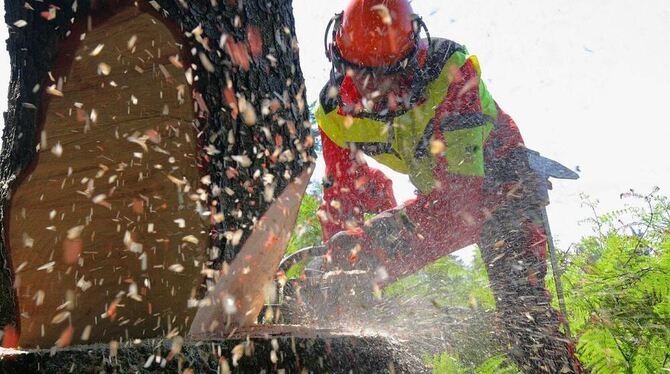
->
[1,0,314,348]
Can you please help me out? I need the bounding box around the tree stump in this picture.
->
[0,326,430,373]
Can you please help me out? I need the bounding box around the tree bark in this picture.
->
[0,326,429,373]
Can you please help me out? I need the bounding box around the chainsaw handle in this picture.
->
[279,244,328,273]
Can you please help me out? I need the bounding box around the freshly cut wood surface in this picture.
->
[9,7,207,348]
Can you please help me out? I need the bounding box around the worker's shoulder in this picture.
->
[424,37,467,71]
[427,37,467,61]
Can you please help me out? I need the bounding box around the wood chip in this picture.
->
[51,311,70,324]
[168,264,184,273]
[371,4,393,25]
[89,43,105,56]
[231,155,252,168]
[80,325,92,341]
[34,290,45,306]
[37,261,56,272]
[198,52,215,73]
[182,235,199,245]
[127,35,138,49]
[22,233,34,248]
[167,175,187,186]
[430,139,445,155]
[169,55,183,69]
[46,85,64,97]
[97,62,111,76]
[232,343,245,367]
[55,325,74,348]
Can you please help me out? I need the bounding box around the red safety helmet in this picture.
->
[325,0,430,74]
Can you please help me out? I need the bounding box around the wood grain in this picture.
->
[8,7,207,348]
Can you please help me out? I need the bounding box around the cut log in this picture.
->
[0,326,430,373]
[8,6,205,348]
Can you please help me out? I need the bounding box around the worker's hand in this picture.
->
[327,209,417,269]
[364,209,415,259]
[327,228,366,269]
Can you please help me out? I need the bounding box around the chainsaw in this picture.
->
[191,148,578,332]
[272,148,579,328]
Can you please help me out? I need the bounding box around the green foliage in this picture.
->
[285,193,323,255]
[429,352,519,374]
[473,354,519,374]
[382,191,669,373]
[549,191,670,373]
[384,250,495,310]
[429,352,468,374]
[285,257,308,280]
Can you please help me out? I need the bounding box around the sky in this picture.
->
[1,0,669,257]
[0,7,7,117]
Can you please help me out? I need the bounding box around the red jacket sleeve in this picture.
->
[318,129,397,241]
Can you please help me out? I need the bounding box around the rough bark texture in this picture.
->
[1,0,314,343]
[0,0,76,334]
[0,327,429,373]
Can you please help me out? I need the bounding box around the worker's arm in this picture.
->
[318,128,397,241]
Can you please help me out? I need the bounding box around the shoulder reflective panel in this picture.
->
[437,55,497,177]
[315,105,344,146]
[472,55,498,119]
[316,105,388,146]
[397,50,469,192]
[316,104,409,173]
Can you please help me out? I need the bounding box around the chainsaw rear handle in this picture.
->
[279,244,328,273]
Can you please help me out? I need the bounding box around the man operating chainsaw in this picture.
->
[313,0,582,372]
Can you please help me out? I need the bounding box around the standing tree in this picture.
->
[1,0,314,348]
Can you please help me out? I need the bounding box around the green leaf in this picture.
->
[474,355,519,374]
[285,258,308,280]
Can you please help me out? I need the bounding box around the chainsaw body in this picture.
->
[275,149,579,325]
